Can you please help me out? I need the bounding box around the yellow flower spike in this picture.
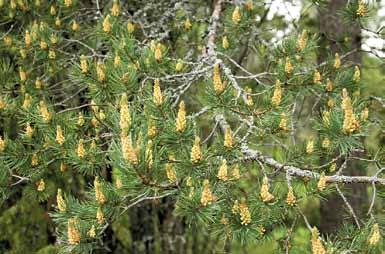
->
[368,223,381,246]
[31,153,38,166]
[94,176,106,205]
[39,101,52,123]
[25,123,34,138]
[176,101,186,132]
[232,164,241,180]
[103,15,112,33]
[313,70,322,84]
[271,79,282,107]
[64,0,72,7]
[190,136,202,163]
[153,79,163,106]
[311,227,326,254]
[224,127,233,149]
[279,113,288,131]
[57,188,67,212]
[165,163,177,183]
[356,0,367,17]
[35,79,43,89]
[56,125,65,145]
[322,138,330,149]
[353,66,360,82]
[96,207,105,225]
[239,200,251,225]
[80,55,88,73]
[50,34,58,44]
[341,90,360,134]
[260,176,274,202]
[111,0,120,16]
[96,62,106,82]
[306,139,314,154]
[184,18,192,30]
[67,218,81,245]
[222,36,229,49]
[119,98,131,132]
[77,112,85,127]
[213,64,225,94]
[333,53,341,69]
[24,30,31,48]
[87,225,96,238]
[217,159,228,181]
[361,107,369,122]
[285,57,293,74]
[147,119,157,138]
[19,68,27,82]
[114,55,121,67]
[286,186,296,206]
[40,40,47,49]
[0,136,5,152]
[325,78,333,92]
[232,200,239,214]
[175,60,183,72]
[220,214,229,225]
[317,172,327,191]
[232,6,241,24]
[296,30,307,51]
[72,20,79,31]
[77,139,86,158]
[201,179,215,206]
[121,134,138,165]
[127,22,135,33]
[55,17,61,27]
[36,179,45,192]
[154,43,162,61]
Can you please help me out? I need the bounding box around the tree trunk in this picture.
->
[317,0,367,234]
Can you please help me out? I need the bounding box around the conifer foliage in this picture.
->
[0,0,384,253]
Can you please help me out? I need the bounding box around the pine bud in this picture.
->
[48,49,56,59]
[245,0,253,10]
[50,34,58,44]
[154,43,162,61]
[342,90,359,134]
[4,36,12,46]
[356,0,367,17]
[0,96,5,110]
[201,179,215,206]
[176,101,186,132]
[80,55,88,73]
[56,125,65,145]
[232,6,241,24]
[313,70,322,84]
[19,68,27,82]
[279,113,288,131]
[87,225,96,238]
[285,57,293,74]
[245,87,254,106]
[297,30,307,51]
[147,119,157,138]
[175,60,183,72]
[57,188,67,212]
[327,98,335,108]
[119,97,131,132]
[353,66,360,82]
[31,153,38,166]
[165,163,177,183]
[103,15,112,33]
[325,78,333,92]
[232,164,241,180]
[224,127,233,149]
[286,186,296,206]
[64,0,72,7]
[77,112,85,126]
[39,101,52,123]
[213,64,225,94]
[232,200,239,214]
[329,163,336,172]
[153,79,163,106]
[114,55,121,67]
[67,218,81,245]
[96,62,106,82]
[239,200,251,225]
[25,123,34,138]
[55,17,61,27]
[127,22,135,33]
[96,207,105,224]
[77,139,86,158]
[184,18,192,30]
[260,176,274,202]
[35,79,43,89]
[72,20,79,31]
[60,162,67,172]
[306,139,314,154]
[311,227,326,254]
[40,40,47,49]
[333,53,341,69]
[217,159,228,181]
[121,134,138,165]
[191,136,202,163]
[111,0,120,16]
[361,107,369,122]
[317,172,327,191]
[145,140,153,169]
[94,176,106,205]
[368,223,381,246]
[36,179,45,191]
[222,36,229,49]
[271,79,282,107]
[322,138,330,149]
[25,30,31,48]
